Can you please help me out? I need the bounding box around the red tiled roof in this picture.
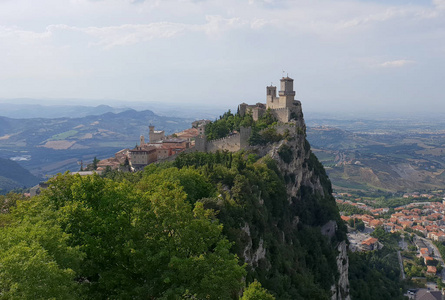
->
[362,237,378,245]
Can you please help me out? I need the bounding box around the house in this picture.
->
[415,289,444,300]
[420,248,430,258]
[361,237,379,251]
[156,146,172,160]
[96,157,121,171]
[369,219,383,228]
[427,265,437,275]
[413,225,427,236]
[399,220,413,229]
[129,146,157,170]
[175,128,200,141]
[341,215,351,222]
[424,256,434,265]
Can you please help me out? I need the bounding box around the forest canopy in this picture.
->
[0,148,343,299]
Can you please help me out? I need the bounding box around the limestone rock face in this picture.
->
[243,104,350,299]
[331,241,350,300]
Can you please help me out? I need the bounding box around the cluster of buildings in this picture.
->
[339,200,445,237]
[417,240,437,274]
[403,192,439,199]
[340,199,445,276]
[96,122,209,172]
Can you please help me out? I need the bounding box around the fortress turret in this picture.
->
[266,85,279,109]
[279,76,296,108]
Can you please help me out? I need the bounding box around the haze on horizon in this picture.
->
[0,0,444,114]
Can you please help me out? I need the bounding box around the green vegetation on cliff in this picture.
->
[0,144,346,299]
[204,109,280,144]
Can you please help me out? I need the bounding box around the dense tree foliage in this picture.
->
[0,144,345,299]
[204,109,279,144]
[0,171,245,299]
[241,280,276,300]
[174,150,345,299]
[349,227,406,300]
[336,203,368,216]
[349,248,405,300]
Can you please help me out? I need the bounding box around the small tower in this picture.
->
[266,85,278,109]
[238,103,248,117]
[148,125,165,143]
[279,76,296,108]
[140,135,145,146]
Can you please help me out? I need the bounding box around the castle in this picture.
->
[238,76,301,123]
[96,76,305,169]
[195,76,305,153]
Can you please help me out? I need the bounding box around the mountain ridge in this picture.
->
[0,157,40,193]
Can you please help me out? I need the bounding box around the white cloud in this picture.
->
[0,26,52,43]
[49,23,189,48]
[378,60,415,68]
[434,0,445,10]
[0,0,444,111]
[44,15,250,48]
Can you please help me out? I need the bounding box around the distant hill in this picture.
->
[0,103,128,119]
[0,101,227,120]
[0,109,194,176]
[0,158,40,193]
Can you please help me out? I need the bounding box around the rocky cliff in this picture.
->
[174,103,350,299]
[237,107,350,299]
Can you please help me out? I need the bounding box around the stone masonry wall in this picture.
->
[207,134,242,152]
[272,107,290,123]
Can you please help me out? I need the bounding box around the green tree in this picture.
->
[0,217,83,299]
[37,173,245,299]
[356,219,365,231]
[241,280,275,300]
[92,157,99,170]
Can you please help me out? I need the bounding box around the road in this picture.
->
[398,250,406,280]
[399,234,408,251]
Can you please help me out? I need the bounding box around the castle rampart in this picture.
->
[194,127,252,153]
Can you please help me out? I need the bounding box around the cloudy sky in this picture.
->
[0,0,444,114]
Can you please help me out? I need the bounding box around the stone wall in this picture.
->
[193,127,252,153]
[271,107,290,123]
[251,107,264,121]
[207,134,242,152]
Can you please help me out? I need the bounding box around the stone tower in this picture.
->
[148,125,165,143]
[279,77,296,108]
[266,85,279,109]
[140,135,145,146]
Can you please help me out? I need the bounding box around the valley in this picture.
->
[306,116,445,193]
